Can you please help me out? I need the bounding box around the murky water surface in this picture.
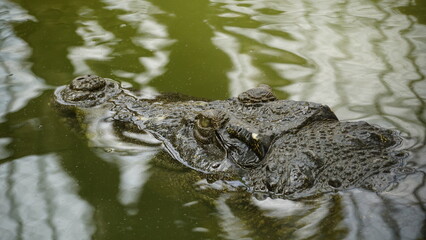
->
[1,0,425,239]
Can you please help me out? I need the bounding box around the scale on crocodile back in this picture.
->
[54,75,413,199]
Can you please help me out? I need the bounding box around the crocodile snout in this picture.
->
[55,74,121,107]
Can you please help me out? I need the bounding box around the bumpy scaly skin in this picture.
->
[55,75,410,199]
[58,75,121,107]
[246,121,407,199]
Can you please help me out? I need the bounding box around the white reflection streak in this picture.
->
[69,0,168,208]
[210,0,323,96]
[211,0,424,136]
[102,0,174,85]
[281,0,424,126]
[137,50,170,85]
[95,149,158,214]
[212,32,258,96]
[0,154,94,240]
[68,19,114,75]
[374,0,426,144]
[252,197,307,218]
[382,172,426,239]
[0,138,12,159]
[210,0,313,96]
[82,109,160,211]
[215,194,252,240]
[293,198,331,239]
[341,171,426,240]
[0,0,44,122]
[343,190,395,240]
[280,0,359,106]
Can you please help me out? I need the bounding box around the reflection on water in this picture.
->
[215,194,253,239]
[70,0,174,90]
[0,0,425,239]
[0,0,44,122]
[0,154,93,240]
[80,107,161,211]
[209,0,425,142]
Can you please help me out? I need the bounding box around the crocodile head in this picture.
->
[55,75,337,173]
[55,75,409,198]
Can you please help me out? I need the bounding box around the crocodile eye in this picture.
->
[194,109,228,144]
[198,116,212,128]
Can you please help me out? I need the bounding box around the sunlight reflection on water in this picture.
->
[0,154,94,240]
[0,0,425,239]
[0,1,44,122]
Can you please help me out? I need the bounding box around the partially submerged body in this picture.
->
[54,75,411,199]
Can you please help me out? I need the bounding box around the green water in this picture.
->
[1,0,425,239]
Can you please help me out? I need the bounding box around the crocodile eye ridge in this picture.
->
[237,84,277,104]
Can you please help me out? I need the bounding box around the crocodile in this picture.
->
[54,74,411,199]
